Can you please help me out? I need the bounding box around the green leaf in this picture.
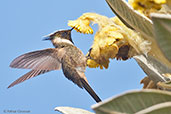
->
[54,107,94,114]
[106,0,153,39]
[134,55,170,82]
[106,0,171,82]
[92,89,171,114]
[151,13,171,62]
[136,102,171,114]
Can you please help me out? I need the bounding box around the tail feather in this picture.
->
[80,78,102,103]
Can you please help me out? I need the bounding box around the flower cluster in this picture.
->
[69,13,130,69]
[87,24,126,69]
[128,0,166,17]
[68,13,151,69]
[68,19,93,34]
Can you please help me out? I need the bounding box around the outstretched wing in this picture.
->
[8,70,50,88]
[10,48,66,70]
[9,48,66,88]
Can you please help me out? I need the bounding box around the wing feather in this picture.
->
[8,70,50,88]
[10,48,65,70]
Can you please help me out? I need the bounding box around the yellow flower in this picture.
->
[154,0,166,4]
[68,13,151,69]
[128,0,166,17]
[111,17,151,56]
[68,13,114,34]
[68,19,93,34]
[68,13,128,69]
[87,59,104,69]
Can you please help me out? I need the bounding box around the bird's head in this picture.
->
[43,28,74,45]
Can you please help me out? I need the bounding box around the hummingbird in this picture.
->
[8,28,102,103]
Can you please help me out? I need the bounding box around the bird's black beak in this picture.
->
[42,36,51,41]
[70,27,74,31]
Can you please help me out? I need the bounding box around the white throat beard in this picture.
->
[53,37,73,45]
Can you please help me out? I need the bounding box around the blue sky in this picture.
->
[0,0,145,114]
